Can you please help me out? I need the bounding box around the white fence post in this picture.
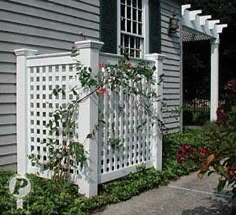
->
[14,49,38,175]
[145,53,165,170]
[74,40,104,197]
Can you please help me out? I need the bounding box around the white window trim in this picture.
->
[117,0,149,58]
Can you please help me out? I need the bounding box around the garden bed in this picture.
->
[0,129,205,215]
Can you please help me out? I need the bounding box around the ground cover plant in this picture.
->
[0,129,202,214]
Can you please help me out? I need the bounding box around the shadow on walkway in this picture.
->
[182,198,233,215]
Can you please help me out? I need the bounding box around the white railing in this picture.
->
[15,40,165,197]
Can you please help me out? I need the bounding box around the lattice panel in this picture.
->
[98,73,152,175]
[29,64,81,178]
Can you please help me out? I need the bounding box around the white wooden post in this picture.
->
[145,53,165,170]
[210,38,219,121]
[14,49,38,175]
[74,40,104,197]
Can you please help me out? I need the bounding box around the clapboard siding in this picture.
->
[0,154,17,166]
[0,135,16,146]
[0,73,16,84]
[0,115,16,125]
[161,0,181,131]
[0,0,100,169]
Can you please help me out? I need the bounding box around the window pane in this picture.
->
[138,23,142,35]
[127,6,131,19]
[133,22,137,34]
[138,11,142,22]
[127,20,131,32]
[132,0,137,8]
[138,0,142,9]
[130,37,134,48]
[121,18,125,31]
[121,4,125,17]
[136,38,140,49]
[133,8,137,20]
[127,0,131,6]
[124,35,129,48]
[130,49,134,57]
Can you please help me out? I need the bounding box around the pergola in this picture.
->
[181,4,227,121]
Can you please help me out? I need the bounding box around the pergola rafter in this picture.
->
[181,4,227,121]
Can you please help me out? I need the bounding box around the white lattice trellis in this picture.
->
[28,63,82,181]
[15,40,165,197]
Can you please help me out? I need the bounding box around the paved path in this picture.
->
[93,172,235,215]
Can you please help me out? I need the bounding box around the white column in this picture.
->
[74,40,104,197]
[14,49,38,175]
[210,38,219,121]
[145,53,165,170]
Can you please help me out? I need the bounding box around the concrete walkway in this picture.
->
[94,172,235,215]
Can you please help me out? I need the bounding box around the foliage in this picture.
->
[177,79,236,197]
[30,50,158,187]
[183,110,210,126]
[0,129,201,214]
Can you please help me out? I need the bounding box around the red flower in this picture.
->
[176,144,195,164]
[198,147,208,157]
[225,79,236,94]
[96,87,106,95]
[216,106,226,125]
[127,62,132,69]
[99,63,105,69]
[229,164,236,180]
[224,164,236,180]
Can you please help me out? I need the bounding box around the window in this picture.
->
[100,0,160,55]
[118,0,149,58]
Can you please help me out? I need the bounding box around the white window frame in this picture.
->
[117,0,149,58]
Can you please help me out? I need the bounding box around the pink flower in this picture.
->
[96,87,106,95]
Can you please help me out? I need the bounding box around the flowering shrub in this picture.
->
[177,79,236,197]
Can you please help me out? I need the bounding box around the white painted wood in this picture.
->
[181,4,191,16]
[199,15,212,25]
[14,49,38,175]
[145,53,165,170]
[99,160,153,183]
[181,4,227,40]
[210,39,219,121]
[74,40,103,197]
[216,24,228,34]
[15,40,165,197]
[189,10,202,21]
[207,20,220,30]
[143,0,149,55]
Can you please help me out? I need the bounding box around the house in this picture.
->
[0,0,182,171]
